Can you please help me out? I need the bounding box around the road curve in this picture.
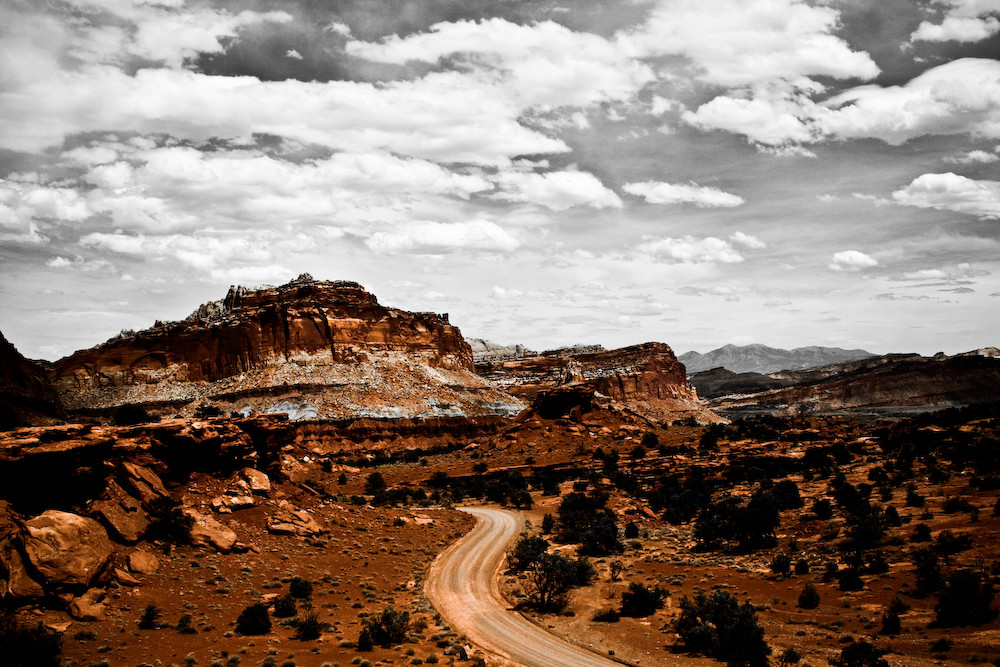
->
[425,506,622,667]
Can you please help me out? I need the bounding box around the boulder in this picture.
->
[184,509,237,552]
[120,462,169,504]
[240,467,271,495]
[128,550,160,575]
[210,495,255,513]
[91,480,149,543]
[114,567,141,586]
[23,511,112,587]
[0,500,45,598]
[267,502,324,537]
[69,588,106,621]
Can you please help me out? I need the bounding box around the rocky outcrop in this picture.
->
[48,275,522,420]
[468,338,537,363]
[184,509,238,552]
[0,330,59,427]
[478,342,721,424]
[23,510,112,588]
[712,352,1000,416]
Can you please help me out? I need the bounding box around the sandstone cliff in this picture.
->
[477,342,721,424]
[711,351,1000,416]
[0,330,59,427]
[49,276,522,420]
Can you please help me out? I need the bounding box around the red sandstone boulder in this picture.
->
[23,510,112,587]
[184,509,238,552]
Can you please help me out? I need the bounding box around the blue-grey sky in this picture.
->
[1,0,999,360]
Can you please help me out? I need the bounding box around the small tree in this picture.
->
[289,576,313,599]
[673,590,771,667]
[359,607,410,647]
[770,554,791,578]
[138,604,162,629]
[609,559,624,582]
[541,513,555,534]
[934,569,997,626]
[364,472,386,495]
[879,610,901,635]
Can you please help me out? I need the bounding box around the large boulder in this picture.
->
[91,480,149,543]
[240,467,270,495]
[69,588,107,621]
[0,500,44,598]
[184,509,238,552]
[23,510,112,587]
[127,549,160,575]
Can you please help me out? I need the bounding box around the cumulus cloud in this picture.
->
[493,170,622,210]
[79,231,277,271]
[686,58,1000,147]
[623,181,744,208]
[346,18,654,109]
[617,0,879,87]
[829,250,879,272]
[943,150,999,164]
[892,172,1000,219]
[730,231,766,249]
[911,0,1000,43]
[364,220,521,255]
[636,236,745,263]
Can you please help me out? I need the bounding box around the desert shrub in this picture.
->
[912,548,942,595]
[0,610,63,667]
[556,492,622,555]
[138,605,161,630]
[620,582,668,618]
[523,553,575,611]
[838,567,863,592]
[779,647,801,666]
[235,603,271,635]
[770,554,791,578]
[794,558,809,576]
[146,496,193,544]
[641,431,659,448]
[942,496,973,514]
[359,607,410,647]
[822,561,839,582]
[829,640,889,667]
[879,610,901,635]
[888,596,910,614]
[797,583,820,609]
[934,569,997,626]
[673,590,771,667]
[905,486,924,507]
[910,523,932,542]
[289,577,313,599]
[623,521,640,539]
[812,498,834,520]
[294,611,322,640]
[629,444,647,460]
[772,480,803,509]
[541,513,555,534]
[933,530,973,563]
[571,555,597,587]
[176,613,197,634]
[273,595,297,618]
[609,559,624,581]
[591,608,620,622]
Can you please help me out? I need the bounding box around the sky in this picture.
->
[1,0,1000,361]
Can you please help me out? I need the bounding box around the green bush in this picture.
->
[235,603,271,635]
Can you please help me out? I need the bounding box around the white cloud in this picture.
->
[623,180,744,208]
[209,265,296,284]
[943,150,999,164]
[829,250,879,272]
[346,18,654,109]
[79,232,276,271]
[493,170,622,210]
[730,231,766,249]
[617,0,879,87]
[682,86,821,146]
[285,49,303,60]
[892,172,1000,219]
[819,58,1000,145]
[0,67,570,164]
[911,0,1000,43]
[637,236,745,264]
[364,220,521,255]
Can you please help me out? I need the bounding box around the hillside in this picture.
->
[679,343,875,374]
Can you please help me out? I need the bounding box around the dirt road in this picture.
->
[425,506,622,667]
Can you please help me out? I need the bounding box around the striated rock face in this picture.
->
[49,276,522,420]
[478,342,721,424]
[712,352,1000,416]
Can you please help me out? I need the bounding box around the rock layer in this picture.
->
[48,276,522,420]
[478,342,720,423]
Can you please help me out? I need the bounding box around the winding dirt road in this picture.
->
[425,507,622,667]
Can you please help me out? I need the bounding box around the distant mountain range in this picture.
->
[678,344,875,374]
